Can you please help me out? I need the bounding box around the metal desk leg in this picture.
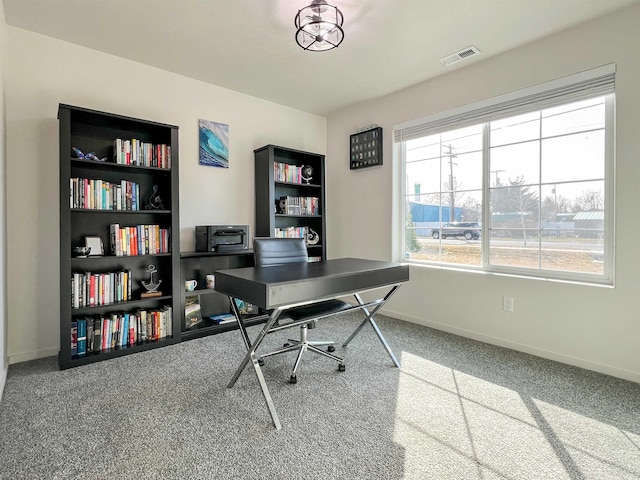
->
[249,353,282,430]
[227,306,283,430]
[230,297,252,351]
[343,285,402,368]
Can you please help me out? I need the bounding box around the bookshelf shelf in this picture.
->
[181,313,269,342]
[71,296,173,313]
[186,288,218,296]
[58,104,180,370]
[254,144,327,260]
[70,157,172,173]
[274,181,322,188]
[69,337,175,366]
[180,251,267,341]
[70,209,172,214]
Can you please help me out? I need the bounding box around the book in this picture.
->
[70,321,78,357]
[101,317,110,351]
[77,319,87,356]
[163,305,173,338]
[139,310,147,342]
[110,223,121,256]
[121,314,129,347]
[93,318,102,353]
[209,313,236,325]
[129,312,137,345]
[86,318,94,353]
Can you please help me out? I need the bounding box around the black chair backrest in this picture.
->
[253,237,308,267]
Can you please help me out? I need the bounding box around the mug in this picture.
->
[206,274,215,289]
[185,279,198,291]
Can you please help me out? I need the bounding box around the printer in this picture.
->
[195,225,250,252]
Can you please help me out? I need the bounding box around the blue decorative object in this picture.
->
[72,147,106,162]
[199,120,229,168]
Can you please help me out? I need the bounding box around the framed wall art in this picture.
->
[350,126,382,170]
[199,119,229,168]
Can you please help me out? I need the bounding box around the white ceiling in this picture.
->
[4,0,639,116]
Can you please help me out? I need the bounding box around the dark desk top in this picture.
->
[214,257,409,310]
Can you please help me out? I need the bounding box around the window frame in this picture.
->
[395,68,615,285]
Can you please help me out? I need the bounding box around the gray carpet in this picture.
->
[1,313,639,480]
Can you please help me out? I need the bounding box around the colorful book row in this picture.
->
[274,226,308,240]
[279,196,319,216]
[71,269,132,308]
[70,177,140,211]
[114,138,171,169]
[274,162,305,184]
[109,223,170,256]
[70,306,173,357]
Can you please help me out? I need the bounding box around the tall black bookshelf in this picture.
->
[58,104,180,369]
[254,145,326,261]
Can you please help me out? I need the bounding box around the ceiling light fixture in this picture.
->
[295,0,344,52]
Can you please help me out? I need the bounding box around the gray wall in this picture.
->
[326,3,640,383]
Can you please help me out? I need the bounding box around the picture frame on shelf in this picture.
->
[184,295,204,330]
[84,236,104,256]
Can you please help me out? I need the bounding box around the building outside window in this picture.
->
[396,65,615,284]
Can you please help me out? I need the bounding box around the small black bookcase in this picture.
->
[254,145,326,261]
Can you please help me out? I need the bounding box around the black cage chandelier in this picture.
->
[295,0,344,52]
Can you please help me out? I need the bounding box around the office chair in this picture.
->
[252,237,350,384]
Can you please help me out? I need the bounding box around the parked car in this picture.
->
[432,222,481,240]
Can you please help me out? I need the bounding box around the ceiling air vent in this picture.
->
[440,45,481,67]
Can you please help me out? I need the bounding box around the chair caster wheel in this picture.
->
[258,359,265,367]
[327,345,336,352]
[289,375,297,384]
[338,364,345,372]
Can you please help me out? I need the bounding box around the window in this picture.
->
[396,65,615,284]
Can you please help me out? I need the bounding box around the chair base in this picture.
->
[285,338,336,353]
[260,323,345,383]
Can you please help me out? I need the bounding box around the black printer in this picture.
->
[195,225,250,252]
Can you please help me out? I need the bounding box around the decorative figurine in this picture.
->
[72,147,107,162]
[307,228,320,245]
[301,165,314,184]
[277,197,287,214]
[141,264,162,296]
[145,185,166,210]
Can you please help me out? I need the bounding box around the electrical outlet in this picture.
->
[502,296,514,312]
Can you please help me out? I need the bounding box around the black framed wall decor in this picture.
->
[350,126,382,170]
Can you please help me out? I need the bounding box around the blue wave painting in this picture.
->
[199,119,229,168]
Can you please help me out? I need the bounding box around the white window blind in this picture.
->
[394,63,615,142]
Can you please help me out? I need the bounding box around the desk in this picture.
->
[214,257,410,429]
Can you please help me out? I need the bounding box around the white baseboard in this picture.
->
[0,363,7,402]
[381,308,640,385]
[8,347,58,365]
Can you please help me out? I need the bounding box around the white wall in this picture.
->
[0,1,8,398]
[326,3,640,383]
[4,26,326,364]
